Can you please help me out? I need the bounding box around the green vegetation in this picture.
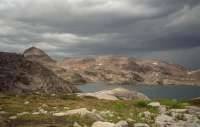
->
[134,100,150,108]
[159,99,190,109]
[112,102,127,111]
[0,94,196,127]
[16,114,96,127]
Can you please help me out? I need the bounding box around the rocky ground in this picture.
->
[0,91,199,127]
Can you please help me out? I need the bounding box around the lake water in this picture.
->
[77,83,200,100]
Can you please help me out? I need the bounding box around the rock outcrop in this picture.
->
[54,108,104,120]
[0,52,78,94]
[77,88,149,100]
[91,121,128,127]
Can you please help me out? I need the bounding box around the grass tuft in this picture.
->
[159,99,190,109]
[134,100,149,108]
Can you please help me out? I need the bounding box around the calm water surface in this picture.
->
[77,83,200,100]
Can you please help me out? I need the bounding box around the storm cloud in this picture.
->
[0,0,200,69]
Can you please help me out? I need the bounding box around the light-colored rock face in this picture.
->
[9,116,17,120]
[53,108,90,116]
[155,114,174,126]
[53,108,104,121]
[73,122,82,127]
[53,112,67,117]
[17,112,30,116]
[63,108,91,116]
[78,88,149,101]
[139,111,151,118]
[188,70,200,80]
[76,120,128,127]
[115,120,128,127]
[134,123,150,127]
[170,109,188,113]
[79,92,119,101]
[32,112,40,115]
[148,102,161,107]
[24,101,30,105]
[92,121,115,127]
[0,111,7,114]
[187,106,200,116]
[159,106,167,114]
[155,106,200,127]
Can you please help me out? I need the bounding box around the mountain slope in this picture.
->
[23,47,87,85]
[0,52,78,94]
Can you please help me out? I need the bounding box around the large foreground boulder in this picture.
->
[78,88,149,100]
[0,52,78,94]
[53,108,104,121]
[92,121,115,127]
[92,121,128,127]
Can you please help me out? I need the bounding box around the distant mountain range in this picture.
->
[24,47,200,86]
[0,47,199,94]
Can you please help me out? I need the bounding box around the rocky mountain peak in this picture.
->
[0,52,78,94]
[23,47,55,63]
[24,46,47,57]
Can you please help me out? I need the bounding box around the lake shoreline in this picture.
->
[77,83,200,100]
[76,81,200,86]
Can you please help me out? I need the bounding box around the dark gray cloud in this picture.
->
[0,0,200,69]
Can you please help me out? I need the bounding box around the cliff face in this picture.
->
[0,52,78,94]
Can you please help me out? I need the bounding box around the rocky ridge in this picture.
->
[23,47,87,85]
[59,56,200,85]
[0,52,78,94]
[22,47,200,86]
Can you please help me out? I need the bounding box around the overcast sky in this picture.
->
[0,0,200,69]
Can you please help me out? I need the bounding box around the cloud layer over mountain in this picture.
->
[0,0,200,69]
